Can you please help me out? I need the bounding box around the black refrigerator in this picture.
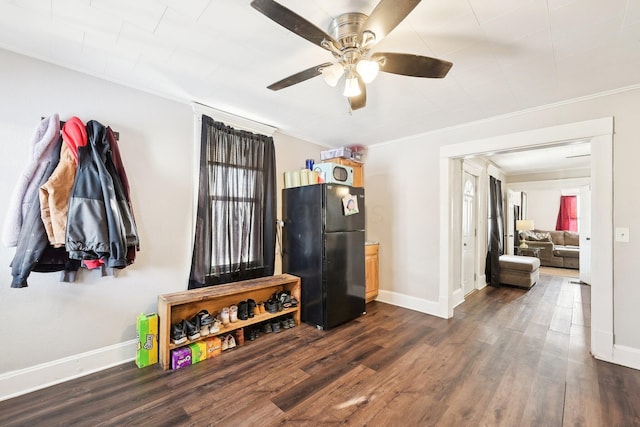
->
[282,184,366,330]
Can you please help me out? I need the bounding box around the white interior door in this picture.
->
[462,172,477,295]
[579,184,592,284]
[506,190,520,255]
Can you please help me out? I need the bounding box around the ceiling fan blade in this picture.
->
[250,0,336,51]
[361,0,422,46]
[372,52,453,78]
[267,62,333,91]
[348,75,367,111]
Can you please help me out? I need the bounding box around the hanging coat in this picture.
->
[2,114,60,247]
[65,120,138,268]
[39,117,87,247]
[9,135,77,288]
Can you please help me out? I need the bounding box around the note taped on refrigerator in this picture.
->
[342,194,359,216]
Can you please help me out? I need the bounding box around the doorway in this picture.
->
[439,117,613,364]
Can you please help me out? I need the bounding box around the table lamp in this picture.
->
[516,220,534,248]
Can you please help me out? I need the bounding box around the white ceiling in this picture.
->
[482,141,591,175]
[1,0,640,149]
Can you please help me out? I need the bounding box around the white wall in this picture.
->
[0,49,323,399]
[365,86,640,357]
[507,180,587,232]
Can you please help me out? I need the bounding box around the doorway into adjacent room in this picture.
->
[439,117,613,364]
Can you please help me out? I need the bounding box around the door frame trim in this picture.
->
[439,117,614,364]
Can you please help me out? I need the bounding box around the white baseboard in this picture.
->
[591,328,614,363]
[451,288,465,310]
[376,289,447,319]
[612,344,640,371]
[0,339,137,402]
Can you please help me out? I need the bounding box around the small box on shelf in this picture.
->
[170,347,192,370]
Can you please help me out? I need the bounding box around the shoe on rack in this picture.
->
[185,316,201,341]
[247,299,256,318]
[238,301,249,321]
[262,322,273,334]
[198,310,215,326]
[171,320,187,345]
[210,319,221,334]
[222,335,229,351]
[227,334,236,349]
[258,302,266,314]
[198,310,214,336]
[271,320,281,333]
[235,328,245,346]
[220,307,230,326]
[229,305,238,323]
[289,297,299,307]
[287,316,296,328]
[280,318,290,330]
[265,300,277,314]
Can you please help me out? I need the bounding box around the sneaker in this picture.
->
[198,310,215,326]
[265,300,277,313]
[287,316,296,328]
[171,320,187,345]
[247,299,256,318]
[280,318,290,329]
[229,305,238,323]
[227,334,236,349]
[210,319,221,334]
[271,320,281,333]
[220,307,230,325]
[185,316,200,341]
[238,301,249,321]
[262,322,273,334]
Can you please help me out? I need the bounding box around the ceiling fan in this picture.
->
[250,0,453,111]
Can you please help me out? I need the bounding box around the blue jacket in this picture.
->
[65,120,138,268]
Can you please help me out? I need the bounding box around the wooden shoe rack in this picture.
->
[157,274,301,370]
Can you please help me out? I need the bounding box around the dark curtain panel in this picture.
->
[485,176,504,287]
[189,115,276,289]
[555,195,578,231]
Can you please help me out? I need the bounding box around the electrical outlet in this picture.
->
[615,227,630,242]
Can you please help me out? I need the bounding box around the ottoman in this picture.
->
[499,255,540,289]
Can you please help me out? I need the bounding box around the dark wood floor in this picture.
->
[2,273,640,426]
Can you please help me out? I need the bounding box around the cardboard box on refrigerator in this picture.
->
[135,312,158,368]
[320,146,352,160]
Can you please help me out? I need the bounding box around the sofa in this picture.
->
[520,229,580,269]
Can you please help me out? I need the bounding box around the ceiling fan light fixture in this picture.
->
[343,73,361,97]
[356,59,380,84]
[321,62,345,87]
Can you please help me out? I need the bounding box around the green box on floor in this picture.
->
[189,342,207,364]
[136,313,158,368]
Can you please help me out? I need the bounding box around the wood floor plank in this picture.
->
[563,359,603,427]
[2,275,640,426]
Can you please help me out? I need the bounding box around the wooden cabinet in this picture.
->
[157,274,301,370]
[365,243,379,303]
[325,158,364,187]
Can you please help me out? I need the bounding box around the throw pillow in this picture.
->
[524,231,551,241]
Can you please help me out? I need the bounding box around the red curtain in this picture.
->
[556,195,577,231]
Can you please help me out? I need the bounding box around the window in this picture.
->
[189,116,276,289]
